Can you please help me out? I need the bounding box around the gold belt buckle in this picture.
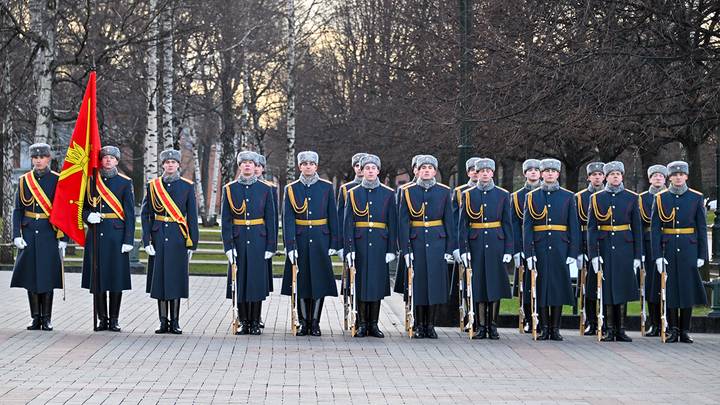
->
[164,216,169,222]
[245,220,251,225]
[424,221,429,227]
[369,222,374,227]
[35,213,40,220]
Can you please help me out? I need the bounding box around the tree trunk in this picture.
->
[500,159,516,191]
[563,162,581,192]
[207,141,222,225]
[187,120,207,224]
[1,57,16,263]
[160,6,174,150]
[285,0,297,182]
[144,0,159,181]
[30,0,57,146]
[683,139,704,193]
[240,55,251,151]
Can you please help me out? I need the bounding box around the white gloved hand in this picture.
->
[568,259,579,278]
[404,253,414,267]
[697,259,705,268]
[264,251,273,260]
[337,248,344,259]
[655,257,667,274]
[328,249,337,256]
[444,253,454,264]
[633,259,641,274]
[346,251,355,267]
[460,252,470,267]
[452,249,461,263]
[502,254,512,263]
[526,256,537,271]
[641,255,646,262]
[513,253,522,268]
[187,250,194,261]
[58,241,67,256]
[385,253,396,263]
[121,244,133,254]
[145,244,156,256]
[591,257,600,274]
[287,249,298,264]
[225,249,236,264]
[13,237,27,250]
[576,255,584,268]
[87,212,102,224]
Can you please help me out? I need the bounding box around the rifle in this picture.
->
[531,267,538,341]
[342,260,349,330]
[660,252,667,343]
[230,256,238,335]
[578,262,586,336]
[458,262,466,331]
[597,257,604,342]
[518,263,525,334]
[640,260,647,336]
[349,261,357,337]
[464,256,475,339]
[291,263,300,336]
[405,252,414,338]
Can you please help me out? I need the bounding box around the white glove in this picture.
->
[385,253,396,263]
[503,254,512,263]
[633,259,641,274]
[145,244,156,256]
[404,253,414,267]
[287,249,298,264]
[13,237,27,250]
[121,244,133,254]
[526,256,537,271]
[264,251,273,260]
[697,259,705,268]
[444,253,453,264]
[345,251,355,267]
[187,250,194,261]
[576,255,584,268]
[225,249,236,264]
[87,212,102,224]
[591,257,600,273]
[328,248,337,256]
[568,259,578,278]
[641,255,645,262]
[337,248,344,259]
[452,249,461,263]
[461,252,470,267]
[58,241,67,257]
[513,253,522,268]
[655,257,667,274]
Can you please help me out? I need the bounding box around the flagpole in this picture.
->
[91,169,99,330]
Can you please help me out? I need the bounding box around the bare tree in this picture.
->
[144,0,160,180]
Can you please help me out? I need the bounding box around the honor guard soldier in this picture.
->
[223,151,277,335]
[587,161,641,342]
[651,161,707,343]
[639,164,668,337]
[458,158,513,339]
[511,158,541,332]
[281,151,340,336]
[393,155,423,296]
[575,162,605,336]
[82,146,135,332]
[141,149,199,334]
[452,157,480,253]
[343,154,397,337]
[398,155,456,339]
[337,152,367,262]
[255,154,278,327]
[523,158,580,341]
[11,143,67,331]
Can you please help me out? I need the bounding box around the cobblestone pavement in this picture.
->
[0,272,718,404]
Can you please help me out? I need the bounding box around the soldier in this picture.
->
[337,153,367,262]
[575,162,605,336]
[639,164,668,337]
[398,155,456,339]
[343,154,397,337]
[651,161,707,343]
[458,158,513,339]
[222,151,276,335]
[393,155,423,296]
[141,149,199,335]
[523,158,580,341]
[11,143,67,331]
[255,154,278,328]
[511,158,541,333]
[281,151,340,336]
[82,146,135,332]
[587,161,641,342]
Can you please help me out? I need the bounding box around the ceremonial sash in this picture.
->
[96,176,125,220]
[22,172,53,216]
[150,178,192,247]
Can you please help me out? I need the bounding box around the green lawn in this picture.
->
[497,296,710,316]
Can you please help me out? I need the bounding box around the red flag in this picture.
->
[50,72,102,246]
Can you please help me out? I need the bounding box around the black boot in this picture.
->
[645,303,660,337]
[297,299,311,336]
[666,308,679,343]
[584,299,597,336]
[538,307,550,340]
[155,300,169,334]
[488,301,500,340]
[249,302,262,335]
[40,292,54,331]
[311,298,324,336]
[169,299,182,334]
[355,301,368,337]
[368,301,384,338]
[26,292,41,330]
[236,303,250,335]
[550,306,563,341]
[108,292,122,332]
[413,306,425,338]
[473,302,487,339]
[615,304,632,342]
[425,305,438,339]
[601,305,615,341]
[93,292,109,331]
[679,307,693,343]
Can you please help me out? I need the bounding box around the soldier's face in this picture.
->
[362,164,379,181]
[101,155,118,170]
[163,159,179,174]
[669,173,687,187]
[649,173,666,188]
[467,168,478,181]
[477,168,493,183]
[587,171,605,187]
[254,165,264,176]
[418,164,436,179]
[31,156,50,170]
[299,161,317,176]
[541,169,559,183]
[525,168,540,182]
[240,161,256,176]
[606,171,622,186]
[353,163,363,177]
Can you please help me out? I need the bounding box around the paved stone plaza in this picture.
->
[0,272,718,404]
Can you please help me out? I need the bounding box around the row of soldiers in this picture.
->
[10,144,707,343]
